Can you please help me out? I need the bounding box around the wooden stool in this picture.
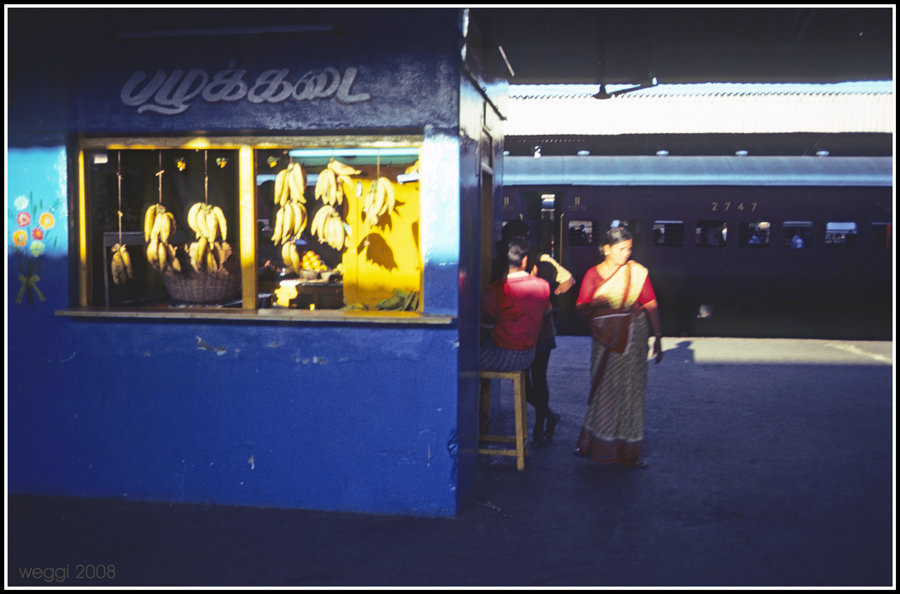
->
[478,369,529,471]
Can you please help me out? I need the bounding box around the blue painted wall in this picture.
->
[7,8,503,517]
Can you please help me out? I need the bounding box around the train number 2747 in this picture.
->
[711,201,758,212]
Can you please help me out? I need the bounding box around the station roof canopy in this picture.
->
[505,81,895,136]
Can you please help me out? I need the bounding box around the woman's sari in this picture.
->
[577,261,651,466]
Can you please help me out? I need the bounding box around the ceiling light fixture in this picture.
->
[593,77,658,100]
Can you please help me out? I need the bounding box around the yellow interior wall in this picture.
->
[339,165,421,309]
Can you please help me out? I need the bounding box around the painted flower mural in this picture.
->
[11,192,61,304]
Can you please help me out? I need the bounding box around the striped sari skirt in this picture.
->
[576,311,651,466]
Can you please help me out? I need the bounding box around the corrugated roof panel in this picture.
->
[502,156,894,187]
[505,94,894,135]
[509,81,895,99]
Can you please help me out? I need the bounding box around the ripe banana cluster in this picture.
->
[187,202,228,243]
[274,161,307,206]
[110,243,133,286]
[270,198,308,247]
[315,158,360,206]
[310,205,349,251]
[144,204,181,272]
[188,236,233,273]
[271,163,310,266]
[184,201,233,273]
[362,177,396,224]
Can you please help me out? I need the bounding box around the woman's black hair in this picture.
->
[600,227,633,254]
[604,226,633,245]
[506,237,529,267]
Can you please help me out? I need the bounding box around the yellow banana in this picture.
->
[187,202,203,237]
[156,212,169,244]
[166,243,181,272]
[291,202,307,237]
[281,204,294,243]
[111,245,126,285]
[281,242,291,269]
[119,244,133,279]
[316,168,338,204]
[328,158,361,177]
[290,243,302,273]
[377,177,395,215]
[310,206,329,241]
[287,162,304,203]
[196,205,210,240]
[144,205,160,242]
[338,174,356,204]
[271,207,285,245]
[292,163,307,203]
[196,237,209,271]
[326,169,338,205]
[206,246,218,272]
[146,237,159,269]
[314,168,330,202]
[212,206,227,242]
[206,209,220,242]
[162,212,176,243]
[189,241,201,272]
[156,240,168,272]
[274,168,288,206]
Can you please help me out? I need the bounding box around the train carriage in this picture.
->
[502,155,893,339]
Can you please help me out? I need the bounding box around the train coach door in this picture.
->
[556,193,598,335]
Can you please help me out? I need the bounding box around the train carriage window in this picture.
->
[567,220,596,246]
[782,221,812,249]
[695,220,727,247]
[825,221,858,247]
[610,219,641,246]
[739,220,771,247]
[868,222,892,249]
[652,220,684,247]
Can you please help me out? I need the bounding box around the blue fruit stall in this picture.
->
[6,7,509,517]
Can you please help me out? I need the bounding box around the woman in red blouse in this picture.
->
[574,227,663,468]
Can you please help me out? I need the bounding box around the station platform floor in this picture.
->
[7,336,895,588]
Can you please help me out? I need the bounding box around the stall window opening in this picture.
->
[78,140,422,314]
[652,220,684,247]
[824,221,857,248]
[782,221,812,249]
[86,148,240,308]
[695,220,727,247]
[738,220,771,247]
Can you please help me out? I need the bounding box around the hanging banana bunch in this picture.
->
[144,204,182,272]
[184,201,233,273]
[110,243,133,286]
[307,158,359,253]
[310,204,350,251]
[315,158,360,206]
[270,163,309,247]
[362,177,396,225]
